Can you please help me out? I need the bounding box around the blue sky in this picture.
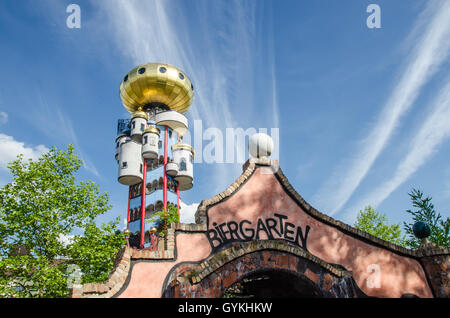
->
[0,0,449,231]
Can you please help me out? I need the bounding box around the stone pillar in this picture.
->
[419,247,449,297]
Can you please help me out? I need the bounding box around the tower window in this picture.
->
[143,136,148,144]
[141,123,145,131]
[140,164,143,173]
[122,162,128,169]
[180,158,187,171]
[132,121,136,129]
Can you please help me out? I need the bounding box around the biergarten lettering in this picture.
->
[207,213,311,250]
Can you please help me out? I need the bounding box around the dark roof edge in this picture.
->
[194,158,449,258]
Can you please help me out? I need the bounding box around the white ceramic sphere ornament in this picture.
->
[249,133,274,158]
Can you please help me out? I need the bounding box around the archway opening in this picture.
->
[222,269,324,298]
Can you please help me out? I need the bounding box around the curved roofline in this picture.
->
[194,158,449,259]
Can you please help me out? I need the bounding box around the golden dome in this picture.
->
[131,111,149,120]
[143,125,160,135]
[120,63,194,114]
[171,142,195,158]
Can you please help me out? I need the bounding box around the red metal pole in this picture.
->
[140,159,147,248]
[163,126,168,230]
[163,126,168,212]
[126,186,131,230]
[176,184,180,220]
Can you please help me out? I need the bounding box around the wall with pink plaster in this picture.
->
[117,166,433,298]
[118,233,211,298]
[206,167,433,298]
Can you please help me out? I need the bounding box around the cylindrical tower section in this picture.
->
[115,132,128,162]
[172,142,194,191]
[142,126,160,159]
[130,111,148,141]
[118,140,144,185]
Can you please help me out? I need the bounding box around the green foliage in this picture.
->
[354,206,407,247]
[0,144,125,297]
[403,188,449,249]
[66,219,125,284]
[152,203,179,237]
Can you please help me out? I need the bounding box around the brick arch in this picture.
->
[232,268,325,297]
[162,240,365,298]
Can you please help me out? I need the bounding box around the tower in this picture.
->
[116,63,195,249]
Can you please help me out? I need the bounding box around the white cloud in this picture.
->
[0,112,7,124]
[0,133,48,171]
[343,80,450,223]
[313,0,450,215]
[179,201,200,224]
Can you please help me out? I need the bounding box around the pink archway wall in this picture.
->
[113,160,445,298]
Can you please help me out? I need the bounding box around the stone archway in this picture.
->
[224,268,325,298]
[162,240,363,298]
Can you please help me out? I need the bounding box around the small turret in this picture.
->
[115,132,129,162]
[142,126,160,159]
[118,139,144,185]
[130,111,148,141]
[172,142,194,191]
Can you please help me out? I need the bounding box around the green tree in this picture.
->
[354,206,407,247]
[0,144,125,297]
[66,220,125,284]
[152,203,179,237]
[403,188,449,249]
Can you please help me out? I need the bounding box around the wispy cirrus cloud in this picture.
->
[313,0,450,215]
[28,91,100,178]
[0,111,7,124]
[343,80,450,222]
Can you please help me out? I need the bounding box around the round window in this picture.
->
[123,74,128,82]
[138,68,146,74]
[179,73,185,80]
[159,66,167,73]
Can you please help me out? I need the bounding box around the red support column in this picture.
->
[177,184,180,220]
[163,126,168,229]
[126,186,131,230]
[163,126,168,211]
[140,159,147,248]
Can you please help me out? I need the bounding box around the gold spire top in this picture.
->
[120,63,194,114]
[172,142,195,158]
[143,125,160,135]
[131,110,149,120]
